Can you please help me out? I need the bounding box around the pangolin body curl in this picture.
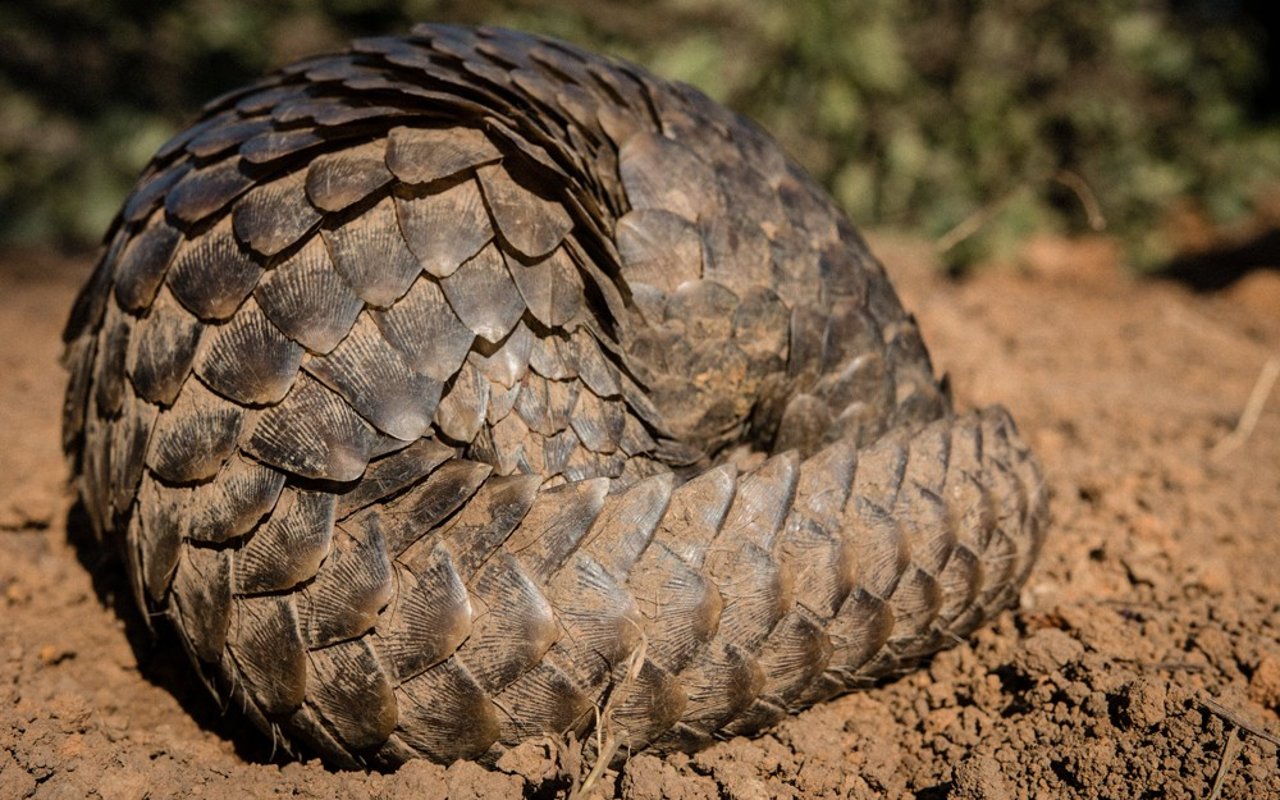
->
[63,23,1047,769]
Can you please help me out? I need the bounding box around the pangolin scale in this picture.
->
[62,23,1047,769]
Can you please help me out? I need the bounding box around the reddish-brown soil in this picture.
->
[2,235,1278,799]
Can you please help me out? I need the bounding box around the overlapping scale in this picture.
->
[233,169,322,257]
[396,177,493,278]
[394,659,499,762]
[113,214,182,312]
[438,243,525,345]
[227,594,308,714]
[322,196,421,307]
[255,235,363,353]
[374,550,472,682]
[433,361,489,444]
[234,488,335,594]
[168,545,232,663]
[305,314,442,440]
[507,245,583,328]
[245,374,384,482]
[456,553,558,693]
[126,288,203,406]
[300,524,393,649]
[475,162,573,259]
[385,125,501,185]
[165,157,255,224]
[305,138,393,213]
[146,378,246,483]
[305,640,398,750]
[469,320,532,389]
[374,275,475,382]
[193,296,304,405]
[167,218,264,321]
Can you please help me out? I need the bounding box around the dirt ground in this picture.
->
[1,233,1278,799]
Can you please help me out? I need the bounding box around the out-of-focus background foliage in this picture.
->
[1,0,1277,269]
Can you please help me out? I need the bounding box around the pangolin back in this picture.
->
[62,23,1047,769]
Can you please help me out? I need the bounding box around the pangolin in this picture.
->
[62,23,1047,769]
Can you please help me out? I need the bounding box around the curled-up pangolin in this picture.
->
[62,23,1048,769]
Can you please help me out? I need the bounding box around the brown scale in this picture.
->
[62,23,1048,769]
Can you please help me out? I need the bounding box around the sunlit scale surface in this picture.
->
[62,23,1047,769]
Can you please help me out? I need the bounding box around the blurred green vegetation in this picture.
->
[1,0,1277,268]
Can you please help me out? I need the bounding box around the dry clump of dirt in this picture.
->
[2,236,1278,799]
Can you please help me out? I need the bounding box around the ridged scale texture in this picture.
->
[63,23,1048,769]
